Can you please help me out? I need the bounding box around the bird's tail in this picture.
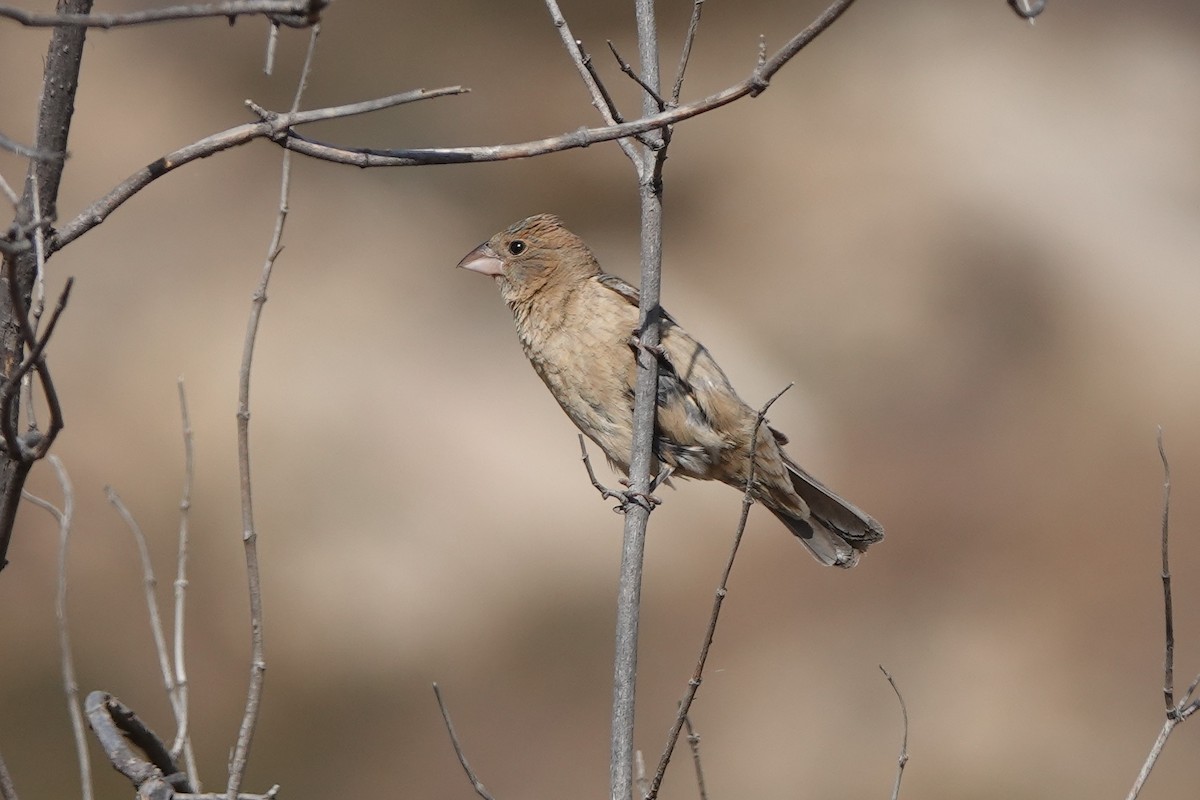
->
[768,459,885,569]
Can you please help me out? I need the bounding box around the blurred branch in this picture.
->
[171,379,198,785]
[227,24,320,800]
[879,666,910,800]
[0,0,324,29]
[682,716,708,800]
[0,0,91,574]
[432,684,496,800]
[1125,430,1200,800]
[1007,0,1046,21]
[646,383,792,800]
[668,0,706,106]
[22,457,90,800]
[0,750,16,800]
[86,692,189,796]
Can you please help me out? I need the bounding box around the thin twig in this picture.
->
[47,87,466,255]
[171,378,198,786]
[1125,431,1198,800]
[541,0,642,170]
[646,384,793,800]
[668,0,706,106]
[104,485,188,752]
[1157,427,1174,712]
[22,456,90,800]
[0,0,325,28]
[432,684,496,800]
[0,130,63,162]
[879,665,909,800]
[576,40,624,123]
[0,276,73,461]
[607,41,666,111]
[682,716,708,800]
[227,24,320,800]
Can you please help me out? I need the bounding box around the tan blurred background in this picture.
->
[3,0,1200,797]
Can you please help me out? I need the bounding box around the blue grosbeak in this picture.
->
[458,214,883,567]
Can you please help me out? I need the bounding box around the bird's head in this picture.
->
[457,213,600,307]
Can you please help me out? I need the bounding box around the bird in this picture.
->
[457,213,883,568]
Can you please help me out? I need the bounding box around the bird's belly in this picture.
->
[526,342,634,471]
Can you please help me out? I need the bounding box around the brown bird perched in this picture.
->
[458,214,883,567]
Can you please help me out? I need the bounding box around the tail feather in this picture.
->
[772,458,884,569]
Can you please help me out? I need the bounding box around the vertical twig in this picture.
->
[105,485,191,756]
[1125,430,1199,800]
[646,384,791,800]
[611,3,664,798]
[668,0,705,106]
[682,716,708,800]
[171,378,198,786]
[227,24,321,800]
[22,456,91,800]
[879,666,909,800]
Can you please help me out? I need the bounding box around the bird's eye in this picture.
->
[508,240,526,255]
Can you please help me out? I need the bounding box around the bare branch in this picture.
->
[432,684,496,800]
[1125,430,1198,799]
[46,86,466,254]
[104,486,188,740]
[646,384,793,800]
[0,0,325,29]
[682,716,708,800]
[22,457,91,800]
[879,665,910,800]
[0,130,63,162]
[227,23,320,800]
[542,0,642,169]
[1157,427,1174,712]
[607,40,665,112]
[171,379,198,785]
[668,0,706,106]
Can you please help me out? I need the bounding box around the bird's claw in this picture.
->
[617,479,662,511]
[627,334,666,362]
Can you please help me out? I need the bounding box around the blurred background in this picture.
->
[2,0,1200,797]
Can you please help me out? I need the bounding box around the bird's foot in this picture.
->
[626,333,666,362]
[617,478,662,511]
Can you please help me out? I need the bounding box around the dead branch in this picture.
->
[433,684,496,800]
[0,0,324,29]
[645,384,792,800]
[226,24,320,800]
[1125,430,1200,800]
[879,666,910,800]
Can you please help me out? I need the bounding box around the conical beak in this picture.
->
[457,242,504,277]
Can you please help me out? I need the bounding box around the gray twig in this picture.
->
[227,24,320,800]
[879,665,909,800]
[542,0,642,170]
[172,378,199,785]
[682,716,708,800]
[1125,430,1200,800]
[668,0,706,106]
[645,384,791,800]
[22,457,90,800]
[0,0,325,28]
[433,684,496,800]
[0,750,17,800]
[607,40,666,111]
